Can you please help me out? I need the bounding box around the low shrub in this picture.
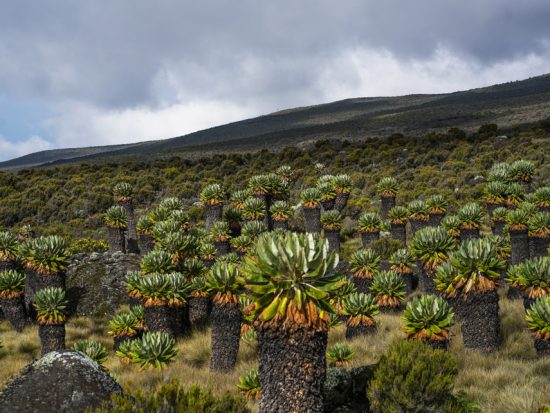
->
[68,238,108,254]
[367,339,467,413]
[92,380,250,413]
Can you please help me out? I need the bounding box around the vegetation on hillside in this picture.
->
[0,126,548,241]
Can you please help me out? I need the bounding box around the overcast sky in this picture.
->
[1,1,549,161]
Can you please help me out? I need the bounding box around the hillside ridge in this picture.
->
[2,73,550,169]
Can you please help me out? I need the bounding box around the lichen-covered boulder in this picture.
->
[0,350,122,413]
[66,252,140,317]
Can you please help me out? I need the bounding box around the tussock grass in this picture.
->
[0,292,549,413]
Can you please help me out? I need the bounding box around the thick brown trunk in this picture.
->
[428,212,445,227]
[460,290,500,352]
[188,296,211,331]
[120,200,139,254]
[361,231,379,248]
[272,220,288,231]
[510,228,529,265]
[303,207,321,233]
[144,305,174,337]
[408,219,427,239]
[257,326,327,413]
[381,196,395,220]
[210,302,241,372]
[334,192,350,212]
[0,297,27,332]
[205,204,223,231]
[138,234,154,255]
[390,223,407,244]
[108,227,126,253]
[39,323,66,356]
[530,236,549,259]
[324,229,340,253]
[460,227,479,242]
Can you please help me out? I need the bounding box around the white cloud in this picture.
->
[316,45,550,100]
[0,134,52,161]
[35,45,550,153]
[47,100,256,148]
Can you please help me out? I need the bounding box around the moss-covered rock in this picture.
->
[65,252,140,318]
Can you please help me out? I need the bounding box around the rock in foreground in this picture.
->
[0,350,122,413]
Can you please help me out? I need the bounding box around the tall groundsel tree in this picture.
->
[24,235,69,317]
[205,261,242,372]
[34,287,68,355]
[242,231,344,413]
[435,238,506,352]
[113,182,139,253]
[377,177,398,220]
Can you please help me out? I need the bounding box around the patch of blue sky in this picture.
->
[0,95,53,141]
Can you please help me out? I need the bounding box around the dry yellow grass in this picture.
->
[0,294,549,413]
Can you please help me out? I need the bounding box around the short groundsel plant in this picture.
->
[334,174,352,194]
[130,331,178,370]
[237,368,261,400]
[326,343,354,367]
[210,220,231,242]
[205,261,242,305]
[403,294,454,343]
[72,339,109,365]
[108,312,139,338]
[115,339,135,365]
[300,187,322,209]
[242,197,266,221]
[411,226,456,273]
[427,194,447,214]
[441,214,461,238]
[408,200,429,221]
[140,249,175,274]
[388,206,409,224]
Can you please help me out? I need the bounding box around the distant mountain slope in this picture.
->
[2,73,550,169]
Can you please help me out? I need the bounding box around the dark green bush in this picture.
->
[91,380,250,413]
[367,340,460,413]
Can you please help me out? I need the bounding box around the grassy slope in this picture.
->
[2,73,550,169]
[1,290,548,413]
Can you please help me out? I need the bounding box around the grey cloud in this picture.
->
[0,0,549,111]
